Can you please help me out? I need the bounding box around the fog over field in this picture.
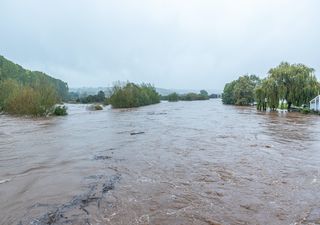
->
[1,0,320,89]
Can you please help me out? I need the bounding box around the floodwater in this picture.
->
[0,99,320,225]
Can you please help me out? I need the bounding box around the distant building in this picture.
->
[310,95,320,111]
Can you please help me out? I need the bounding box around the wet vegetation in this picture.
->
[78,91,107,104]
[255,62,319,111]
[0,56,69,116]
[109,82,160,108]
[0,55,68,100]
[167,92,179,102]
[222,62,320,111]
[161,90,210,102]
[53,105,68,116]
[0,79,62,116]
[222,75,260,105]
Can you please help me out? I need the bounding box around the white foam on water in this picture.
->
[0,178,11,184]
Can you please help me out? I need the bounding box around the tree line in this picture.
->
[222,62,320,111]
[161,90,210,102]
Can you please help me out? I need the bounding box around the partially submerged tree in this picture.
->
[109,82,160,108]
[256,62,319,110]
[222,75,260,105]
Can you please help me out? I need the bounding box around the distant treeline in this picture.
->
[68,82,161,108]
[0,55,69,116]
[69,87,219,107]
[222,62,320,110]
[69,91,108,105]
[161,90,213,102]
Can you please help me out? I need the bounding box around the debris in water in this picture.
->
[94,155,112,160]
[130,132,145,135]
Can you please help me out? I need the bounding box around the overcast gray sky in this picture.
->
[1,0,319,90]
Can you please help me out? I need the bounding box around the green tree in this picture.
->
[109,82,160,108]
[200,90,208,97]
[257,62,320,110]
[167,92,179,102]
[222,75,260,105]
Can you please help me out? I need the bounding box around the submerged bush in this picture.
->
[87,104,103,111]
[94,104,103,110]
[300,108,311,114]
[53,105,68,116]
[109,82,160,108]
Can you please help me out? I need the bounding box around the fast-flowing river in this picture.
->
[0,99,320,225]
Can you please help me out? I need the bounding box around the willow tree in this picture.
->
[255,79,268,111]
[267,62,319,110]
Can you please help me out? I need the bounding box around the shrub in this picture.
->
[0,79,58,116]
[53,105,68,116]
[300,108,311,114]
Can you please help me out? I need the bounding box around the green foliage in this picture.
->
[0,55,68,101]
[79,90,106,103]
[255,62,320,110]
[209,93,220,98]
[109,82,160,108]
[301,108,311,114]
[167,92,179,102]
[0,79,58,116]
[53,105,68,116]
[103,98,110,106]
[222,81,236,104]
[222,75,260,105]
[68,92,80,102]
[200,90,209,97]
[179,92,209,101]
[162,90,210,102]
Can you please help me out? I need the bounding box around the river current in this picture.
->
[0,99,320,225]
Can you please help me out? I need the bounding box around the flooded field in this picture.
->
[0,99,320,225]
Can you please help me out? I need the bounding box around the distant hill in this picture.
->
[0,55,68,100]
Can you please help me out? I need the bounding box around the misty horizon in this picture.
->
[1,0,320,90]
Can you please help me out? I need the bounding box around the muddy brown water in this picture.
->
[0,99,320,225]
